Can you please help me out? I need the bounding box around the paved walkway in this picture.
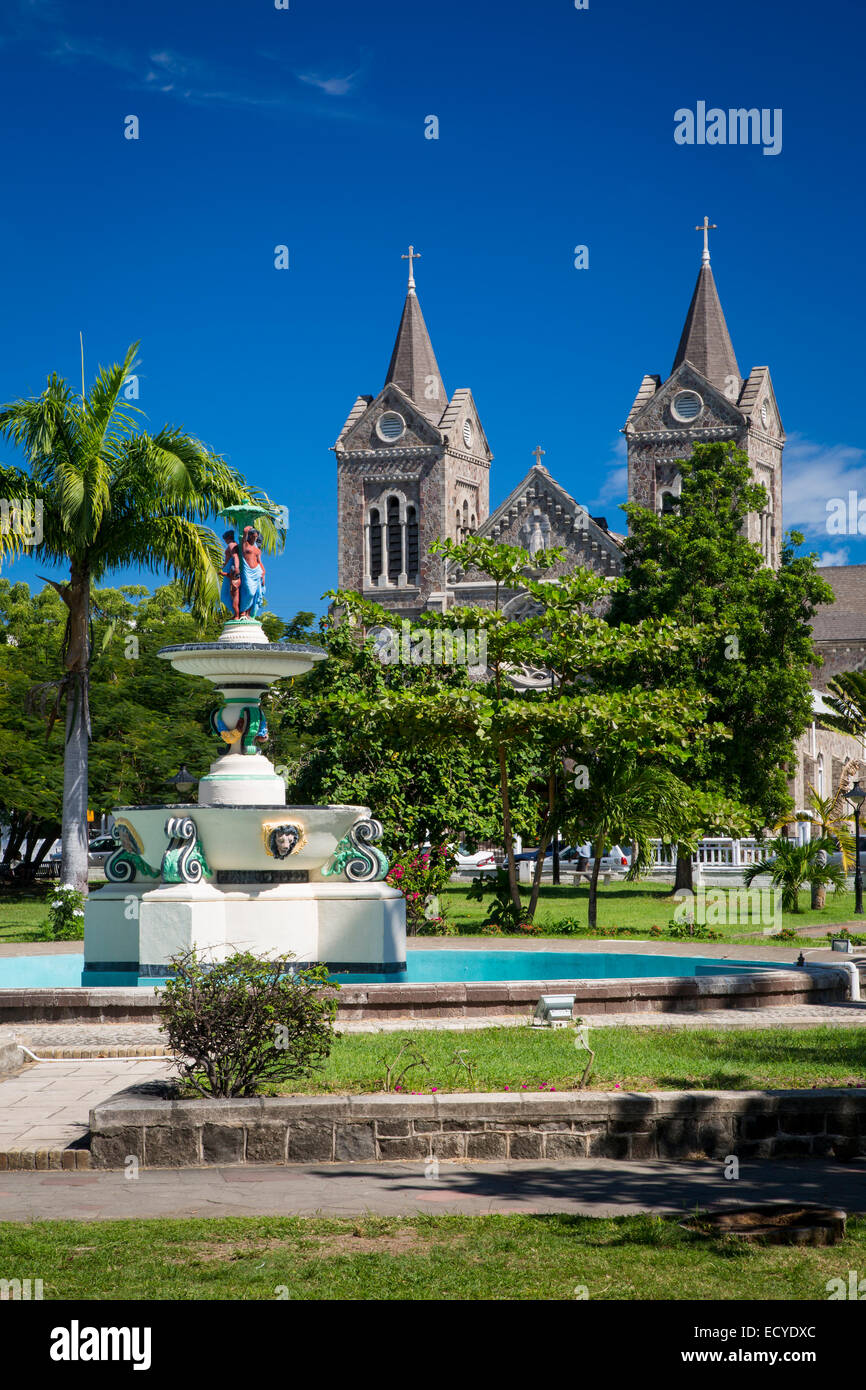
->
[1,1003,864,1162]
[3,1000,866,1058]
[0,1158,864,1222]
[0,1058,170,1156]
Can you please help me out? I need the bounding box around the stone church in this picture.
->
[334,231,865,818]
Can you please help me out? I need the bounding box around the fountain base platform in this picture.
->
[83,879,406,986]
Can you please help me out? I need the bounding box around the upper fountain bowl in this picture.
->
[158,618,327,689]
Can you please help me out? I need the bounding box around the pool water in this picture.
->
[0,950,797,989]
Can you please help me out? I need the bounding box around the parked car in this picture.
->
[567,844,632,873]
[48,834,118,870]
[453,844,498,870]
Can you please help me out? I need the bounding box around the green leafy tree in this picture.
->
[317,539,721,922]
[271,593,542,856]
[609,441,835,889]
[0,579,285,879]
[0,344,283,890]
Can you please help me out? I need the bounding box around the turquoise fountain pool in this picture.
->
[0,950,801,989]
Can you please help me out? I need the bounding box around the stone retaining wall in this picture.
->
[0,965,851,1024]
[89,1088,866,1169]
[0,1041,26,1077]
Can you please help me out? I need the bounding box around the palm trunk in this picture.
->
[810,882,825,910]
[60,567,91,894]
[587,834,604,930]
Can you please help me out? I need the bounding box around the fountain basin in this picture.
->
[108,803,370,879]
[157,637,326,687]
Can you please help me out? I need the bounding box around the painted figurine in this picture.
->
[219,529,241,619]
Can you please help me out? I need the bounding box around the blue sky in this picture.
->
[1,0,864,619]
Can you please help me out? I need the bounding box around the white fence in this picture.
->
[649,839,772,870]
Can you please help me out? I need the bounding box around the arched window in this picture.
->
[369,507,382,583]
[470,513,476,533]
[659,490,677,515]
[816,753,825,798]
[406,505,419,579]
[387,496,402,581]
[456,509,462,540]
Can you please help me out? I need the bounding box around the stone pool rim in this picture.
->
[0,938,858,1023]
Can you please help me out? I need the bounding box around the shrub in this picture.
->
[41,883,85,940]
[387,845,455,935]
[665,918,722,942]
[468,866,523,931]
[161,950,338,1098]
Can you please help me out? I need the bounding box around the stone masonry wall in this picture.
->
[89,1089,866,1169]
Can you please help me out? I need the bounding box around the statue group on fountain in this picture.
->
[220,524,266,619]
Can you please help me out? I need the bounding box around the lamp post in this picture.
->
[167,764,197,799]
[845,780,866,915]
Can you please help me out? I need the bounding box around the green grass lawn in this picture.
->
[3,879,863,946]
[1,1212,863,1300]
[0,892,51,943]
[441,880,866,944]
[263,1025,866,1095]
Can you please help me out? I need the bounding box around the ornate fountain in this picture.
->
[83,506,406,985]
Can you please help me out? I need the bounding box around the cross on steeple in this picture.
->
[532,445,546,467]
[401,245,421,292]
[696,216,717,266]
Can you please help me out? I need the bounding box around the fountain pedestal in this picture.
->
[83,617,407,984]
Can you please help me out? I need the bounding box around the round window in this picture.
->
[671,390,703,423]
[377,411,405,442]
[463,419,473,448]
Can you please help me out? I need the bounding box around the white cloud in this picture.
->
[587,437,628,513]
[782,432,866,537]
[817,548,851,567]
[297,69,360,96]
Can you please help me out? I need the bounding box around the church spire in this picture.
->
[671,218,741,393]
[384,247,446,424]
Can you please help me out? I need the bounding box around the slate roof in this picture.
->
[384,289,446,426]
[812,566,866,641]
[672,264,741,394]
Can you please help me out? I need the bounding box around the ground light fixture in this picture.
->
[845,779,866,915]
[532,994,576,1028]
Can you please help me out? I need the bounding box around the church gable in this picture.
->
[478,465,622,577]
[627,360,746,438]
[338,382,444,454]
[439,388,493,464]
[738,366,785,440]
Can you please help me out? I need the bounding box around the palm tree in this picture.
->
[743,836,845,913]
[0,343,282,891]
[564,756,695,929]
[822,672,866,738]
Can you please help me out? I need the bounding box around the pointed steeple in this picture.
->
[671,220,741,393]
[384,247,446,424]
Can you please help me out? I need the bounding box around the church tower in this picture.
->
[624,219,784,567]
[334,248,493,616]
